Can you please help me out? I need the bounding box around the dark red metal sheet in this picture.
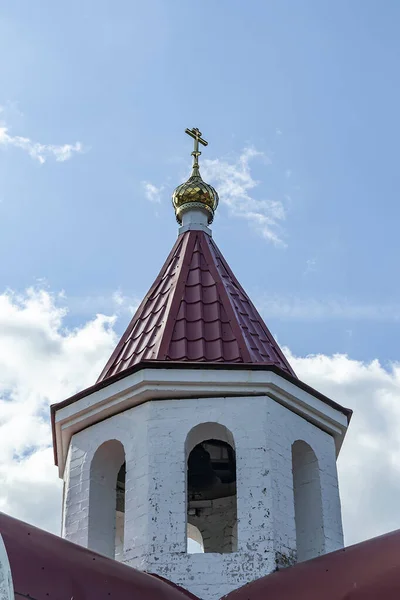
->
[97,230,296,383]
[0,512,196,600]
[223,529,400,600]
[3,511,399,600]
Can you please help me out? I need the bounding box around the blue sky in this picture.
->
[3,0,400,549]
[1,1,400,366]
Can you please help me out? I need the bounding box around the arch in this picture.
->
[292,440,324,562]
[186,423,237,554]
[88,440,125,559]
[186,422,235,456]
[187,523,204,553]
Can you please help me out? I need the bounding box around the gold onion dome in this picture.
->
[172,128,219,225]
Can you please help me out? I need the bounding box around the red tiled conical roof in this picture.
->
[97,230,295,383]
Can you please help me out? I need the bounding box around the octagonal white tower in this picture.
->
[52,130,351,600]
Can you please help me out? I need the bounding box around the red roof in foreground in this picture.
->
[223,529,400,600]
[97,230,295,383]
[0,512,196,600]
[3,510,400,600]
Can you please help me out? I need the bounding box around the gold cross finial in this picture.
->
[185,127,208,175]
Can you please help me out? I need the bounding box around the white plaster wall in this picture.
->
[266,399,344,565]
[62,394,343,600]
[136,397,276,600]
[62,408,151,567]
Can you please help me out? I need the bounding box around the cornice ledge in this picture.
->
[53,367,348,476]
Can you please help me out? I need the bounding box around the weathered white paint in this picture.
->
[62,393,344,600]
[0,535,14,600]
[87,439,125,558]
[179,208,212,236]
[54,367,348,476]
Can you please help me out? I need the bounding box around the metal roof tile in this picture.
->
[185,320,206,341]
[203,338,224,361]
[97,230,295,382]
[202,301,221,323]
[171,319,187,341]
[201,284,219,305]
[221,339,242,362]
[186,338,206,361]
[184,283,203,304]
[166,339,188,361]
[186,268,202,286]
[182,300,202,322]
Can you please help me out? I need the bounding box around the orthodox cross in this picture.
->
[185,127,208,171]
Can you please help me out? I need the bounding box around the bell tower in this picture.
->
[51,129,351,600]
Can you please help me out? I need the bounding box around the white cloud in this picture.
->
[110,290,139,315]
[0,119,83,164]
[0,287,117,532]
[0,101,24,119]
[304,257,317,275]
[142,181,164,203]
[202,147,287,246]
[287,349,400,545]
[63,289,139,318]
[258,294,400,321]
[1,287,400,551]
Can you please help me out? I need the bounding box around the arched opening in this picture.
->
[292,440,324,562]
[187,523,204,553]
[88,440,125,559]
[186,423,237,554]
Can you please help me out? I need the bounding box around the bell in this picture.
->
[188,445,220,492]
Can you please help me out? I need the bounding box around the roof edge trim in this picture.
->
[51,360,352,466]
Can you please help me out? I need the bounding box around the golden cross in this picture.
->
[185,127,208,171]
